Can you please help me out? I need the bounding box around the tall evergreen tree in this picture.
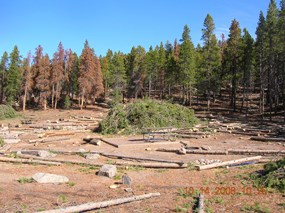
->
[0,52,8,104]
[51,42,65,109]
[240,28,255,116]
[126,46,147,99]
[200,14,221,110]
[179,25,196,105]
[225,19,242,112]
[21,52,32,111]
[5,46,22,104]
[255,11,267,118]
[35,54,51,110]
[265,0,279,119]
[78,40,103,109]
[278,0,285,122]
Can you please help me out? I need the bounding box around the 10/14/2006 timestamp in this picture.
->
[184,186,267,196]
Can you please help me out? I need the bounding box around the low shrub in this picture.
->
[0,105,18,120]
[98,99,199,134]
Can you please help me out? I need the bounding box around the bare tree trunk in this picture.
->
[43,98,47,110]
[51,84,55,109]
[23,85,27,112]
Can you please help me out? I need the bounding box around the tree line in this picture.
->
[0,0,284,122]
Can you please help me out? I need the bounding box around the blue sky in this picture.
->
[1,0,270,58]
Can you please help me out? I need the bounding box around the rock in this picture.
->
[98,164,117,178]
[192,128,199,132]
[178,147,186,155]
[145,147,152,151]
[78,148,86,153]
[32,173,69,183]
[124,188,133,193]
[38,150,56,158]
[85,153,100,160]
[15,124,22,128]
[201,146,211,151]
[90,138,102,146]
[109,184,119,189]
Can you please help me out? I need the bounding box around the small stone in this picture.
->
[124,188,133,193]
[85,153,100,160]
[78,148,85,153]
[32,173,69,184]
[15,124,22,128]
[98,164,117,178]
[109,184,119,189]
[38,150,56,158]
[90,138,102,146]
[201,146,211,151]
[145,147,152,151]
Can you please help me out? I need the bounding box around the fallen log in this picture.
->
[101,153,185,166]
[44,132,76,137]
[0,156,61,166]
[228,149,285,156]
[115,160,187,168]
[198,194,205,213]
[197,156,262,171]
[29,137,70,143]
[176,134,200,139]
[155,148,228,155]
[36,192,161,213]
[250,137,285,142]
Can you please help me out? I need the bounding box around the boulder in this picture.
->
[85,153,100,160]
[98,164,117,178]
[32,173,69,183]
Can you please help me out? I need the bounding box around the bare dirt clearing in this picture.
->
[0,106,284,213]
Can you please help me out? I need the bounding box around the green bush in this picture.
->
[98,99,199,134]
[0,105,18,120]
[251,157,285,193]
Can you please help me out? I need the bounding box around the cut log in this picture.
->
[0,156,61,166]
[176,134,200,139]
[155,148,228,155]
[36,192,161,213]
[197,156,262,171]
[250,137,285,142]
[115,161,187,168]
[29,137,70,143]
[198,194,205,213]
[101,153,185,166]
[44,132,75,137]
[228,149,285,156]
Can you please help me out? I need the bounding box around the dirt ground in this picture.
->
[0,106,284,213]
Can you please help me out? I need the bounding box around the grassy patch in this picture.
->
[67,182,76,187]
[57,194,68,204]
[240,202,270,213]
[0,136,4,147]
[17,177,33,184]
[98,99,199,134]
[78,165,99,174]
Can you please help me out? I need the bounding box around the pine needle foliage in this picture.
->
[98,99,198,134]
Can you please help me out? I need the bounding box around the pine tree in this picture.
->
[157,42,166,99]
[278,0,285,122]
[240,28,255,117]
[51,42,65,109]
[145,46,159,98]
[265,0,279,120]
[69,53,79,100]
[78,40,103,109]
[126,46,147,99]
[178,25,196,105]
[255,11,266,119]
[0,52,8,104]
[21,52,32,111]
[5,46,22,104]
[200,14,221,110]
[35,54,50,110]
[225,19,242,112]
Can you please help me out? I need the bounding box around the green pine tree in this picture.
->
[179,25,196,105]
[5,46,22,104]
